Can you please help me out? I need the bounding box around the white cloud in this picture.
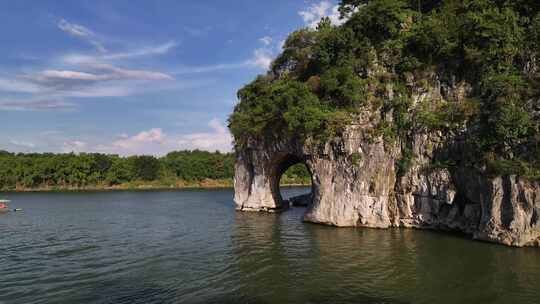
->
[103,41,178,60]
[58,19,106,53]
[54,19,178,98]
[112,128,166,150]
[245,34,291,70]
[90,63,174,80]
[177,119,232,152]
[0,18,176,104]
[94,120,232,155]
[247,48,274,70]
[39,70,104,81]
[9,63,174,100]
[259,36,273,46]
[63,140,88,153]
[299,1,344,29]
[9,140,36,148]
[328,5,344,25]
[7,119,232,155]
[92,128,170,156]
[58,19,93,37]
[29,65,173,84]
[60,54,96,65]
[0,73,134,99]
[61,41,177,65]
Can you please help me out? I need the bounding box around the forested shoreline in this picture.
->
[0,150,310,191]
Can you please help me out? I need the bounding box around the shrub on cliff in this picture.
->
[229,0,540,180]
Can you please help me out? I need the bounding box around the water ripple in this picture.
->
[0,189,539,304]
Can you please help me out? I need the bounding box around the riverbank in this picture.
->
[1,179,310,193]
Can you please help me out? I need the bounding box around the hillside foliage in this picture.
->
[229,0,540,180]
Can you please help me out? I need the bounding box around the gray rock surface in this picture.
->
[233,73,540,247]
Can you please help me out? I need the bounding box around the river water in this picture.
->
[0,188,538,304]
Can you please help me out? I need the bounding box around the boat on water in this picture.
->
[0,200,11,213]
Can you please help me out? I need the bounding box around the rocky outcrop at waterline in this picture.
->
[233,134,540,247]
[232,76,540,248]
[230,1,540,248]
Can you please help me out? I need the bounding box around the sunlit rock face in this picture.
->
[233,74,540,248]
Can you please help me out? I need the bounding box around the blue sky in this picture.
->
[0,0,341,155]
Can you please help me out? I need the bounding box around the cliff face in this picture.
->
[233,74,540,248]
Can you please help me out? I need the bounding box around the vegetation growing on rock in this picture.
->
[229,0,540,180]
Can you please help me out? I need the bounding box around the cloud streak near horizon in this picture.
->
[87,119,232,155]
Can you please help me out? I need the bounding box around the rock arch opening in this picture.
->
[270,154,313,209]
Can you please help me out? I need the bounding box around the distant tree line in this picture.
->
[0,150,310,190]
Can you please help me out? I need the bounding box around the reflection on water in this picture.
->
[0,188,538,304]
